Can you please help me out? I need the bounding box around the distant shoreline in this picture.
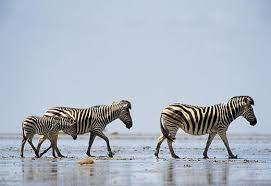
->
[1,132,271,140]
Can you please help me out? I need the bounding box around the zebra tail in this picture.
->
[160,114,174,142]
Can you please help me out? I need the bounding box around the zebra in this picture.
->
[154,96,257,159]
[40,100,133,157]
[21,116,77,158]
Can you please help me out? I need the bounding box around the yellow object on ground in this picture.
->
[78,157,95,165]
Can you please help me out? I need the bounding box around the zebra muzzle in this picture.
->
[250,118,257,126]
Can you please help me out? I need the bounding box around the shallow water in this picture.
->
[0,134,271,185]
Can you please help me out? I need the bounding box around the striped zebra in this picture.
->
[41,100,133,157]
[155,96,257,159]
[21,116,77,158]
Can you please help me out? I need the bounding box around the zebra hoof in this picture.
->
[203,155,209,159]
[35,154,40,158]
[86,152,95,157]
[154,152,159,158]
[172,155,180,159]
[229,155,238,159]
[108,154,113,158]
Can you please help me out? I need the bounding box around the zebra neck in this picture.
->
[221,102,243,124]
[57,120,67,130]
[102,104,122,124]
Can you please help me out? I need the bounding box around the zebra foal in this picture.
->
[21,116,77,158]
[41,100,133,157]
[155,96,257,159]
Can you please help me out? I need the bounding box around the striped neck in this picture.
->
[98,103,123,124]
[221,100,244,124]
[55,118,69,130]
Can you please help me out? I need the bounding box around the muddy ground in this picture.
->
[0,133,271,185]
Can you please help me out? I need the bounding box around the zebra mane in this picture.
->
[111,100,132,109]
[92,104,107,108]
[229,96,255,105]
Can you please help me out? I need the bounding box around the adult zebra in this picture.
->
[40,100,132,157]
[155,96,257,159]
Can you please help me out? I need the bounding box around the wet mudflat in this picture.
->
[0,133,271,186]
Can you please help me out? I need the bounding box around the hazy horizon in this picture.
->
[0,0,271,134]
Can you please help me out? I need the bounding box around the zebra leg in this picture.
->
[154,134,166,158]
[27,138,40,158]
[86,132,96,157]
[51,138,65,158]
[203,133,216,159]
[36,135,47,154]
[218,133,237,159]
[52,148,57,158]
[95,132,113,157]
[48,138,58,158]
[167,139,179,159]
[54,145,65,158]
[21,138,27,158]
[39,145,52,157]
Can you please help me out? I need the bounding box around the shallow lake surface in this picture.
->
[0,133,271,185]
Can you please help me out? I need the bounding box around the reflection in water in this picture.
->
[79,160,132,185]
[162,159,229,185]
[21,158,133,185]
[206,160,229,185]
[164,160,176,186]
[22,159,58,185]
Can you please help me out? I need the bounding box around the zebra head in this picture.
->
[240,96,257,126]
[118,100,133,129]
[62,117,78,140]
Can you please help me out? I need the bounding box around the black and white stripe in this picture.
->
[42,100,133,157]
[155,96,257,159]
[21,116,77,158]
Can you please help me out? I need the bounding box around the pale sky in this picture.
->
[0,0,270,134]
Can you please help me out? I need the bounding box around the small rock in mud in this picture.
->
[78,157,95,165]
[111,132,119,135]
[143,146,151,150]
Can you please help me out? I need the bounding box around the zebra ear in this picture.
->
[244,97,254,105]
[121,100,131,109]
[68,117,76,124]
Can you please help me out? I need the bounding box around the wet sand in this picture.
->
[0,133,271,185]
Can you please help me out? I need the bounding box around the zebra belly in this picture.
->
[179,124,210,136]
